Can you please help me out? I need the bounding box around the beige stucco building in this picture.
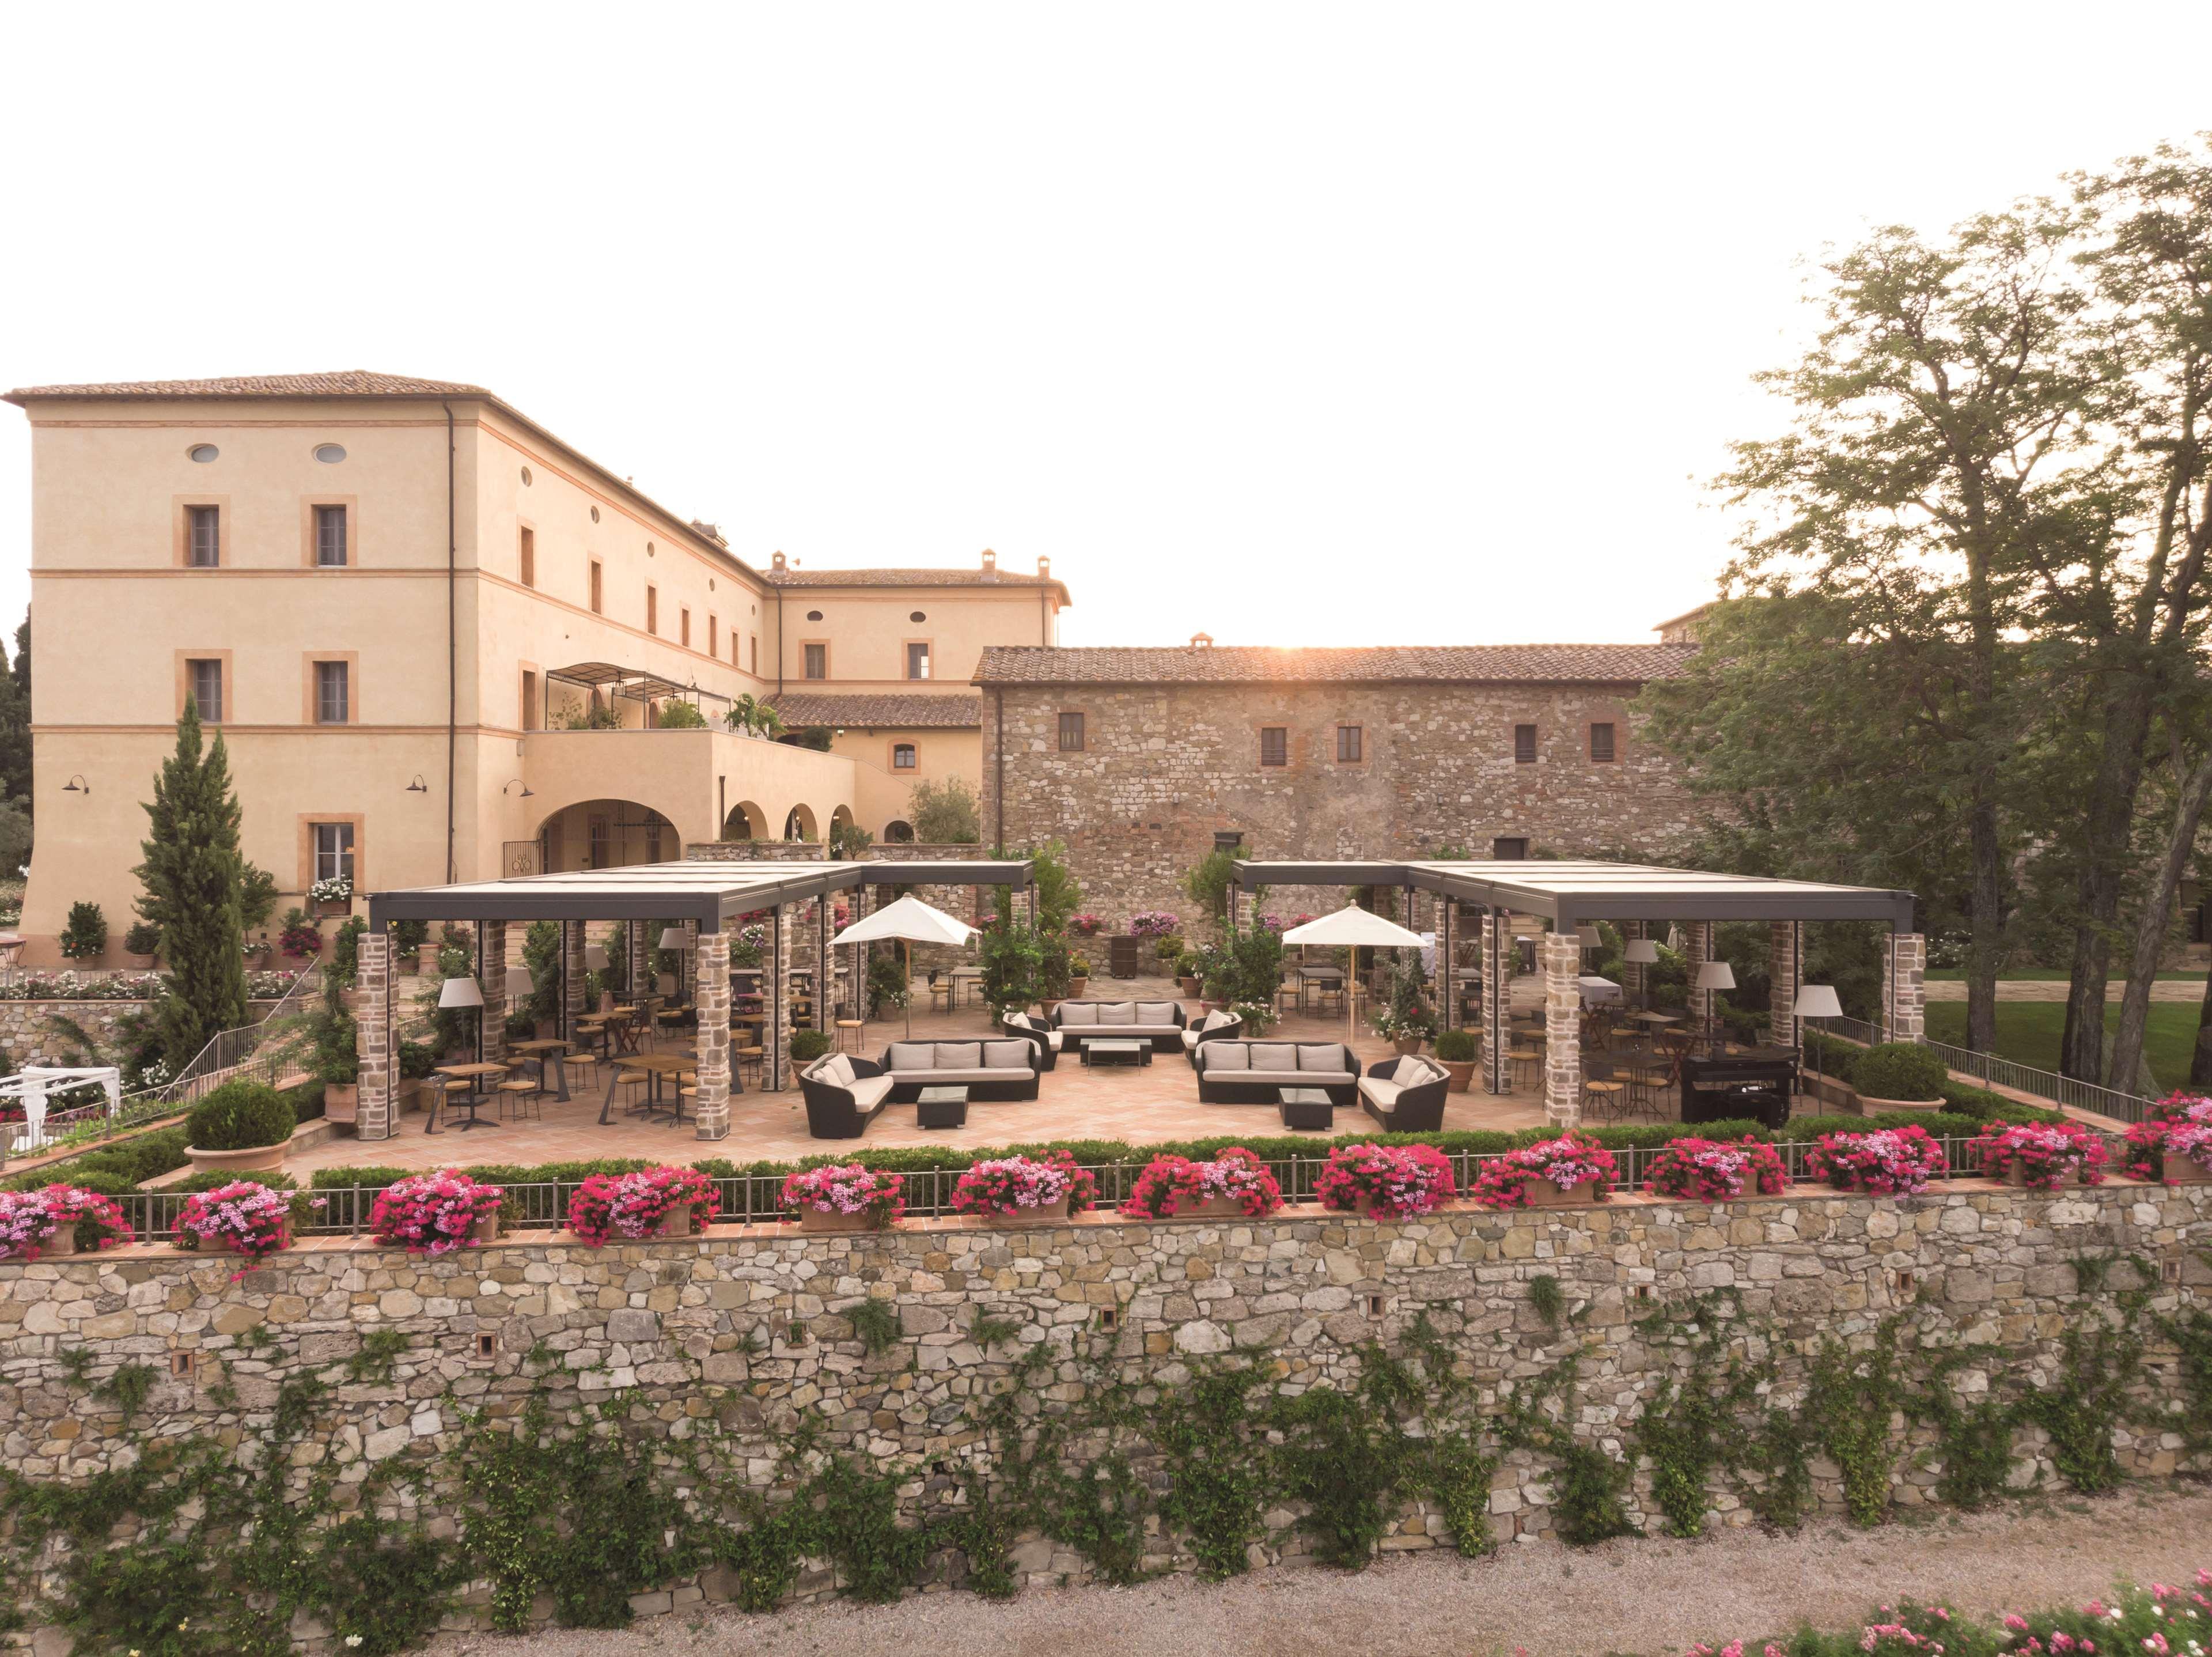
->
[3,372,1066,964]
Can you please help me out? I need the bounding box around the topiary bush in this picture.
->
[58,901,108,960]
[185,1079,297,1151]
[790,1028,835,1062]
[1851,1042,1951,1102]
[1434,1028,1478,1064]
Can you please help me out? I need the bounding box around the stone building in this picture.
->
[974,641,1700,925]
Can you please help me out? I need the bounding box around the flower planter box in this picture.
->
[1439,1059,1475,1095]
[654,1205,696,1238]
[1857,1095,1946,1117]
[2001,1163,2093,1189]
[473,1210,502,1244]
[210,1226,290,1259]
[978,1195,1070,1225]
[184,1141,287,1175]
[2162,1154,2212,1185]
[323,1083,358,1125]
[1165,1195,1247,1220]
[797,1207,883,1234]
[43,1224,79,1258]
[1524,1178,1604,1208]
[316,899,352,920]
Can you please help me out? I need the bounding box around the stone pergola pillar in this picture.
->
[768,901,796,1090]
[354,927,396,1141]
[1882,932,1926,1044]
[1768,921,1800,1047]
[693,934,731,1139]
[562,920,585,1042]
[1482,908,1512,1095]
[1686,921,1714,1035]
[1540,930,1583,1129]
[478,920,507,1068]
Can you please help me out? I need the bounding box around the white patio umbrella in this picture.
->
[1281,905,1428,1047]
[834,894,980,1038]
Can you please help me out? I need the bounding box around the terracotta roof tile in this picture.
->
[764,566,1070,601]
[4,370,491,402]
[973,644,1698,686]
[770,693,982,729]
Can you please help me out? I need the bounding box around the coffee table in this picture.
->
[1080,1037,1151,1068]
[915,1084,968,1130]
[1278,1087,1335,1130]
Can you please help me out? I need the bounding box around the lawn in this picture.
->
[1924,1001,2203,1092]
[1925,966,2204,982]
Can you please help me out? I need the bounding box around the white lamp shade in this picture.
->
[1575,924,1601,947]
[1694,960,1736,991]
[1623,938,1659,963]
[1793,983,1844,1019]
[503,966,533,997]
[658,926,692,951]
[438,975,484,1009]
[583,943,610,970]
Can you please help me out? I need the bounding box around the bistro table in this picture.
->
[949,966,983,1010]
[430,1062,510,1132]
[505,1039,574,1102]
[1297,964,1346,1014]
[598,1051,700,1125]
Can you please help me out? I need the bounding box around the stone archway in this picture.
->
[783,803,819,843]
[882,818,915,843]
[535,799,680,872]
[723,800,767,841]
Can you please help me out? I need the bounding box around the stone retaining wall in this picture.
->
[2,1180,2207,1648]
[0,997,285,1069]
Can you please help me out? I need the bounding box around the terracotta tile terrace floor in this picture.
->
[283,977,1554,1176]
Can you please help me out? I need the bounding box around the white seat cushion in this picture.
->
[885,1041,935,1070]
[896,1066,1021,1085]
[1180,1030,1199,1050]
[1135,1001,1180,1023]
[1202,1009,1237,1031]
[1202,1043,1249,1071]
[1250,1043,1297,1070]
[849,1075,895,1110]
[1097,1002,1135,1025]
[1046,1031,1063,1051]
[983,1040,1030,1069]
[1361,1077,1403,1109]
[1060,1002,1099,1026]
[1241,1069,1319,1086]
[821,1053,856,1088]
[935,1042,983,1068]
[1389,1056,1430,1085]
[1297,1044,1342,1071]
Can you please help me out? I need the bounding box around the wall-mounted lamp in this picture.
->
[62,775,89,796]
[501,778,535,798]
[405,774,429,793]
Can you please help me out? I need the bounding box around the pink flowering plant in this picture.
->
[1644,1136,1789,1203]
[1315,1142,1457,1219]
[1119,1147,1283,1219]
[1803,1125,1947,1196]
[1969,1119,2109,1190]
[950,1149,1098,1217]
[366,1170,506,1255]
[0,1183,134,1261]
[779,1163,906,1228]
[176,1180,298,1269]
[1127,911,1180,939]
[2122,1092,2212,1183]
[566,1166,719,1246]
[1469,1131,1619,1209]
[1068,914,1104,937]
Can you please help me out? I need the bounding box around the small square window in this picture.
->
[313,504,347,567]
[1336,724,1362,763]
[1493,837,1528,860]
[1058,712,1085,751]
[315,660,350,724]
[187,505,220,567]
[1590,722,1616,762]
[187,658,224,722]
[1097,1307,1119,1332]
[170,1351,197,1379]
[1514,724,1537,763]
[906,642,931,680]
[476,1332,499,1359]
[893,743,916,770]
[1259,727,1288,767]
[1363,1294,1387,1318]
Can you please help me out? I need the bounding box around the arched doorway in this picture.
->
[882,818,915,843]
[783,803,819,843]
[536,799,680,872]
[722,800,766,841]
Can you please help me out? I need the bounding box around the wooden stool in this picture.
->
[928,982,952,1013]
[495,1078,541,1122]
[1508,1047,1540,1091]
[835,1017,864,1053]
[734,1043,764,1086]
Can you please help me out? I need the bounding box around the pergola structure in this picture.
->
[358,857,1033,1141]
[1232,859,1921,1129]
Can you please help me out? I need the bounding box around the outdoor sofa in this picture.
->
[1051,1000,1187,1054]
[1180,1007,1243,1066]
[1192,1039,1359,1106]
[876,1039,1040,1102]
[999,1011,1061,1070]
[798,1053,895,1139]
[1358,1055,1451,1132]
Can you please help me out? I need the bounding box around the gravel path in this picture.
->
[433,1486,2212,1657]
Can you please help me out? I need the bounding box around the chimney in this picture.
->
[1037,555,1051,580]
[1190,630,1214,648]
[980,547,998,580]
[690,519,726,547]
[771,550,787,573]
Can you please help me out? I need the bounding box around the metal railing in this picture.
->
[1800,1013,2157,1126]
[105,1129,2081,1242]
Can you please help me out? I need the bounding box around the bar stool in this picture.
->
[835,1017,865,1053]
[1508,1046,1541,1091]
[734,1042,764,1087]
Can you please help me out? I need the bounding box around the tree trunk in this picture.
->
[2059,678,2158,1084]
[2111,749,2212,1096]
[2191,948,2212,1090]
[1965,794,2003,1053]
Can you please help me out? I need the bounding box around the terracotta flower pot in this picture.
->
[1440,1059,1475,1094]
[1347,1193,1438,1220]
[185,1141,287,1175]
[2162,1153,2212,1186]
[1179,977,1202,998]
[210,1225,289,1258]
[2001,1163,2089,1189]
[323,1083,358,1124]
[656,1205,696,1238]
[1067,978,1089,999]
[1393,1036,1426,1057]
[473,1210,502,1244]
[1524,1178,1603,1208]
[798,1207,881,1233]
[44,1224,80,1258]
[980,1195,1070,1225]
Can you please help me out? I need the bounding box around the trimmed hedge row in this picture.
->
[1,1081,323,1194]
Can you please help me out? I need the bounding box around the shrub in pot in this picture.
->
[184,1079,297,1174]
[1434,1027,1478,1092]
[1067,955,1092,998]
[122,921,162,967]
[1850,1042,1950,1111]
[2120,1094,2212,1184]
[58,901,108,962]
[789,1028,835,1065]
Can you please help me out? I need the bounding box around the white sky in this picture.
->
[4,3,2210,653]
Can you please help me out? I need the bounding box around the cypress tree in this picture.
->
[134,697,248,1066]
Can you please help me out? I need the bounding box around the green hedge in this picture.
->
[185,1080,295,1152]
[1,1126,194,1194]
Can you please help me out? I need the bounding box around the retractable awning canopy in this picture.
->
[368,857,1032,931]
[547,662,690,698]
[1233,859,1915,931]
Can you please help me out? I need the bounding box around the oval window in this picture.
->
[313,443,346,463]
[910,610,926,623]
[187,444,219,463]
[806,610,824,622]
[590,506,601,523]
[646,540,655,557]
[520,467,533,486]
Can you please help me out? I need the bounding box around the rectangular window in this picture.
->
[749,634,757,672]
[519,526,535,587]
[1493,837,1528,861]
[1514,724,1537,764]
[589,561,603,614]
[680,607,691,647]
[315,660,349,724]
[804,643,826,680]
[708,615,718,656]
[1058,711,1085,751]
[1336,724,1362,763]
[187,658,223,722]
[647,587,658,634]
[187,505,220,568]
[313,504,347,567]
[893,742,916,769]
[520,669,537,731]
[906,642,931,680]
[312,821,356,883]
[1259,726,1288,767]
[1590,722,1616,762]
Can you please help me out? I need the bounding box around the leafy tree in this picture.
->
[133,698,248,1066]
[908,776,982,843]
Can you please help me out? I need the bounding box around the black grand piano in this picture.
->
[1679,1045,1798,1130]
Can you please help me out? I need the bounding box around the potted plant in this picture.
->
[368,1171,507,1253]
[176,1180,298,1270]
[1804,1126,1948,1196]
[278,907,324,960]
[1471,1132,1619,1209]
[1971,1120,2109,1190]
[1067,954,1092,999]
[122,921,162,970]
[1643,1136,1789,1204]
[1850,1043,1951,1115]
[779,1163,906,1232]
[58,901,108,963]
[1372,954,1438,1056]
[1119,1147,1282,1220]
[789,1028,835,1065]
[396,1040,439,1114]
[1316,1142,1457,1219]
[0,1184,134,1261]
[183,1079,297,1175]
[567,1166,720,1244]
[309,873,354,919]
[1434,1027,1478,1093]
[1069,914,1104,939]
[2120,1094,2212,1185]
[950,1150,1097,1223]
